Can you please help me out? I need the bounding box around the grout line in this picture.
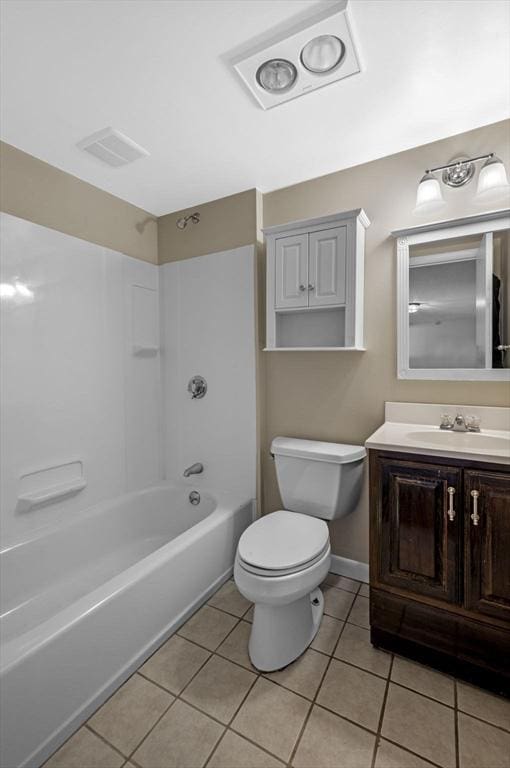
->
[123,638,217,763]
[454,678,460,768]
[206,597,253,621]
[457,709,510,735]
[202,728,229,768]
[389,680,456,711]
[226,725,288,765]
[370,654,394,768]
[177,614,242,653]
[379,737,447,768]
[83,723,129,762]
[287,588,358,766]
[123,696,177,763]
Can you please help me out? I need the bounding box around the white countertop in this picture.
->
[365,402,510,465]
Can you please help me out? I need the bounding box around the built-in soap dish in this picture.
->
[16,461,86,513]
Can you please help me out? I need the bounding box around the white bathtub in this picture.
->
[0,483,253,768]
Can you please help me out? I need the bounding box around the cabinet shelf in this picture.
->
[263,346,366,352]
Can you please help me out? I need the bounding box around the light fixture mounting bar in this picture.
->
[425,153,493,175]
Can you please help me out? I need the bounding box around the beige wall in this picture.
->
[263,119,510,563]
[158,189,259,263]
[0,141,158,263]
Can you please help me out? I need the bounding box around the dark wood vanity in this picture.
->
[369,449,510,696]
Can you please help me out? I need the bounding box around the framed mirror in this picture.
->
[394,210,510,381]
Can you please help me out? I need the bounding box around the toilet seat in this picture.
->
[237,510,329,577]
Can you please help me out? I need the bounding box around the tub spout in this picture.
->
[183,462,203,478]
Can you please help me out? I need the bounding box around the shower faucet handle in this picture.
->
[188,375,207,399]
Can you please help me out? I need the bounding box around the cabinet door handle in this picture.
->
[447,486,456,521]
[308,284,315,291]
[299,284,306,292]
[470,490,480,526]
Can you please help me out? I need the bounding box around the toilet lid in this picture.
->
[238,510,329,572]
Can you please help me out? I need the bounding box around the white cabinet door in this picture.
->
[308,226,347,307]
[275,234,308,309]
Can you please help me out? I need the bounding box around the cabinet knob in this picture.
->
[470,489,480,526]
[447,486,456,521]
[299,284,306,292]
[308,284,315,291]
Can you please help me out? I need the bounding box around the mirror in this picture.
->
[395,212,510,380]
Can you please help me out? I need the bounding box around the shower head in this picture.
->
[176,212,200,230]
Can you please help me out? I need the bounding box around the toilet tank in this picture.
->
[271,437,366,520]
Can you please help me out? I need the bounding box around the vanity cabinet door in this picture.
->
[308,226,347,307]
[464,470,510,622]
[275,234,309,309]
[375,457,461,602]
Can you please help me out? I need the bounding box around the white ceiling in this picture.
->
[1,0,509,216]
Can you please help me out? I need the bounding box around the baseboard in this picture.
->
[329,554,369,583]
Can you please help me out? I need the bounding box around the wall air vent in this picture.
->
[230,0,361,110]
[77,127,150,167]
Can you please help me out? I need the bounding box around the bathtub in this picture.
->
[0,483,253,768]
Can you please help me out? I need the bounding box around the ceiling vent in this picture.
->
[77,127,150,167]
[230,0,361,110]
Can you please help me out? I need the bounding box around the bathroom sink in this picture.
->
[365,405,510,465]
[406,430,510,452]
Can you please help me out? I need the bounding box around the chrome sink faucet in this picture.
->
[439,413,481,432]
[183,462,203,477]
[452,414,469,432]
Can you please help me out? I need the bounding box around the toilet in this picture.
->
[234,437,366,671]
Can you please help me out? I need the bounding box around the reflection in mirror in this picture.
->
[493,230,510,369]
[408,230,509,370]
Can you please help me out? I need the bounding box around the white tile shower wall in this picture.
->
[0,212,162,543]
[160,246,257,499]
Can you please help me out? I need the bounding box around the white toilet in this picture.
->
[234,437,366,671]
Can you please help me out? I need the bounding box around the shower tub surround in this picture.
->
[0,482,253,768]
[0,214,257,767]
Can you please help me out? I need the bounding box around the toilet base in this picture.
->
[248,588,324,672]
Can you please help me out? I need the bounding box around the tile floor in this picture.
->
[44,574,510,768]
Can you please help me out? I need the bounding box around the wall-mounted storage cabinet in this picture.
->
[264,209,370,350]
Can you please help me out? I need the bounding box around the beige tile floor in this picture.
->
[44,576,510,768]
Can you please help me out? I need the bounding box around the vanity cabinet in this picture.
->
[377,457,460,603]
[265,209,369,350]
[370,450,510,695]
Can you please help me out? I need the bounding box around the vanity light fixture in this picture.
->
[476,155,510,203]
[414,154,510,215]
[414,172,446,215]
